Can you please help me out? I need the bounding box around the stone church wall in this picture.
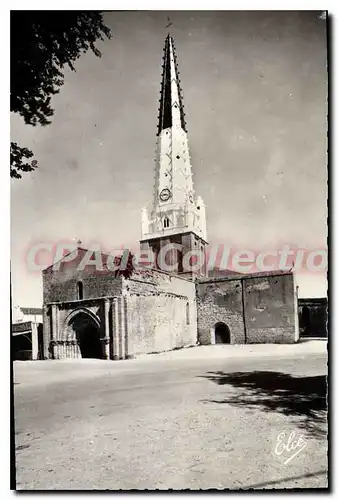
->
[42,258,124,359]
[196,272,298,345]
[42,260,198,360]
[196,279,245,344]
[125,292,194,356]
[123,267,197,351]
[43,268,123,303]
[243,273,298,344]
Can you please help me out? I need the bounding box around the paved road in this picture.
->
[14,347,328,490]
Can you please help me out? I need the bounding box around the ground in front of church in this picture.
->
[14,341,328,490]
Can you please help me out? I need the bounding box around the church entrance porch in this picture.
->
[214,322,231,344]
[69,312,103,359]
[46,298,125,360]
[48,304,110,360]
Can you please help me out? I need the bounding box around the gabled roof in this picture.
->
[43,247,124,273]
[298,297,327,304]
[207,268,244,279]
[198,269,294,284]
[20,307,42,315]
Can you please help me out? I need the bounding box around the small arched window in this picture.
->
[77,281,83,300]
[186,302,190,325]
[163,217,170,228]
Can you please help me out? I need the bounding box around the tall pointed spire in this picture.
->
[157,34,186,135]
[140,34,208,277]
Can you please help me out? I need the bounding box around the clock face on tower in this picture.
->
[159,188,171,202]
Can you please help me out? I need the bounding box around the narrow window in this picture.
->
[178,250,183,273]
[164,216,170,228]
[186,302,190,325]
[77,281,83,300]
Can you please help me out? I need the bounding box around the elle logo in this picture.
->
[275,431,307,465]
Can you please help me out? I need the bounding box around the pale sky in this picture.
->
[11,11,328,306]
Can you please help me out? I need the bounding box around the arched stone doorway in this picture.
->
[215,322,231,344]
[68,311,103,359]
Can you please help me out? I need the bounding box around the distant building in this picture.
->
[12,306,43,324]
[298,298,328,338]
[12,306,43,360]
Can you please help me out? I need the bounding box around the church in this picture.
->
[41,35,299,360]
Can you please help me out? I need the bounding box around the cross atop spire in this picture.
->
[157,34,186,136]
[164,16,173,29]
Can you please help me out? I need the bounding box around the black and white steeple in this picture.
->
[140,35,207,276]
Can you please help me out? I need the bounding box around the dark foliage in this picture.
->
[10,11,111,178]
[200,370,327,438]
[10,142,36,179]
[114,252,135,279]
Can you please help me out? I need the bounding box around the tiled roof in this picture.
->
[198,269,293,283]
[20,307,43,315]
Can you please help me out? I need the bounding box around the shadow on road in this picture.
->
[241,469,328,489]
[200,371,327,439]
